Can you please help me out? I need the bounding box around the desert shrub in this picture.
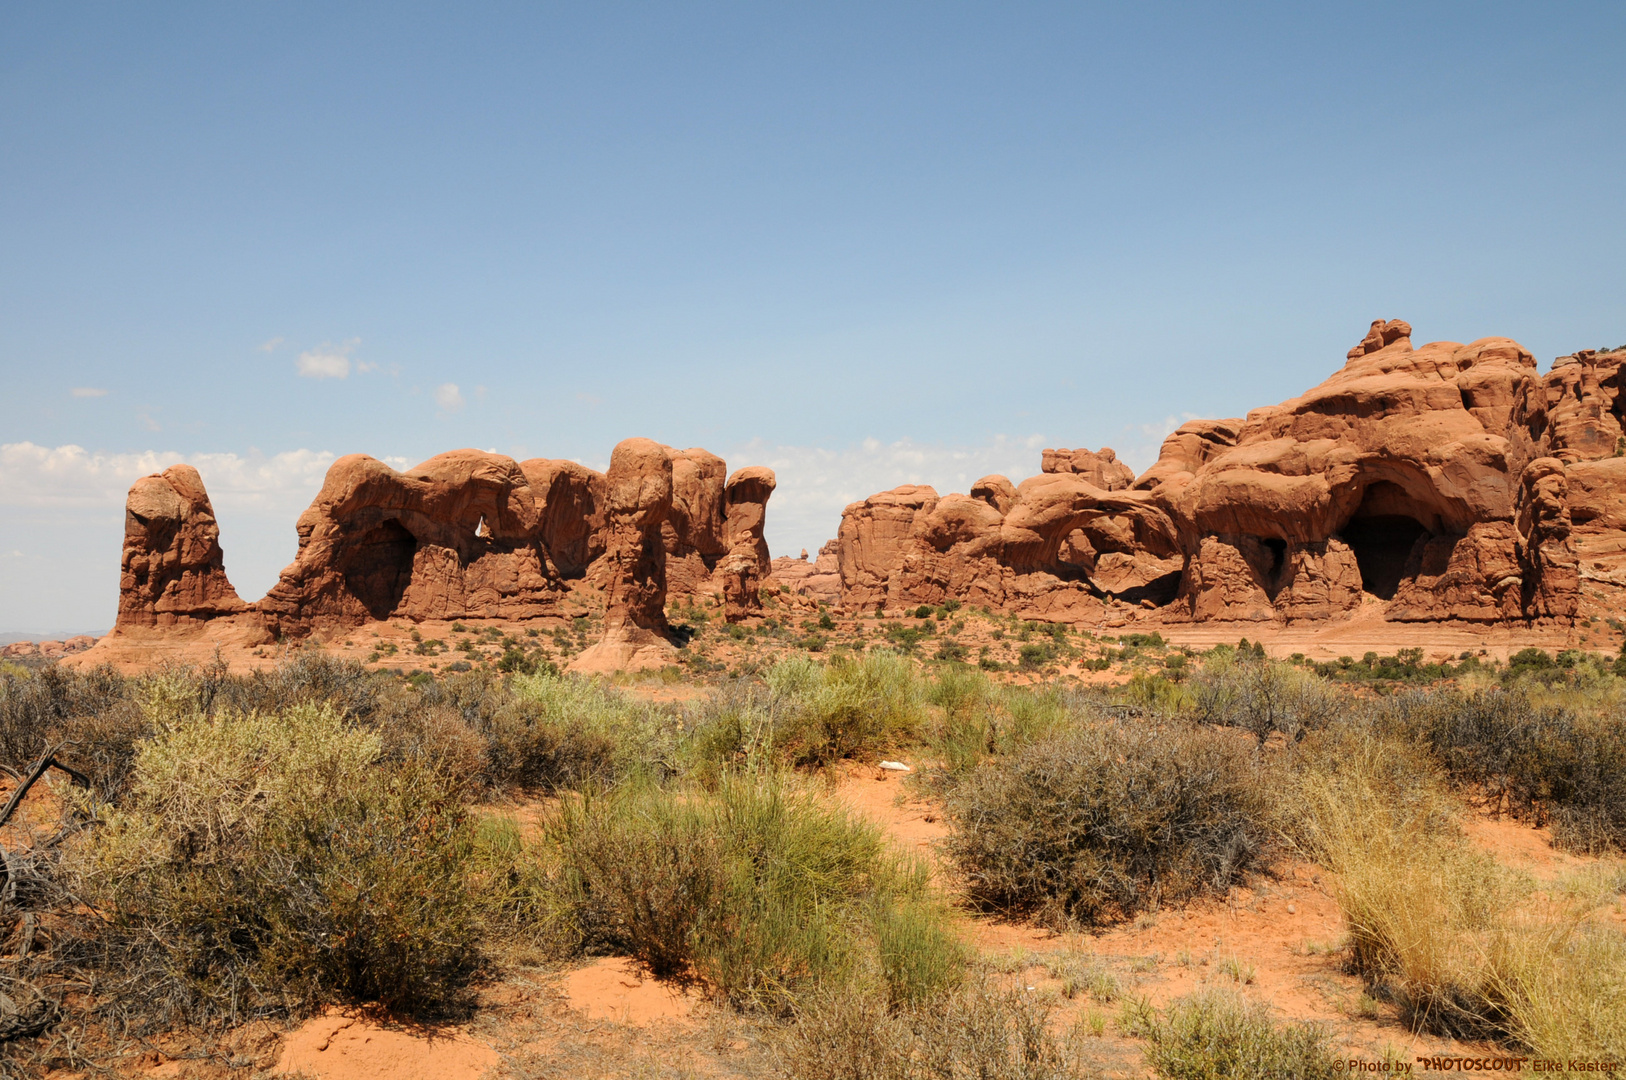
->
[783,974,1084,1080]
[1287,721,1626,1051]
[683,682,783,787]
[1115,671,1193,716]
[1375,688,1626,853]
[873,898,967,1008]
[1123,989,1337,1080]
[400,669,673,792]
[944,720,1273,927]
[1189,655,1335,743]
[545,773,958,1012]
[74,689,481,1023]
[207,648,386,721]
[763,652,925,766]
[0,664,143,795]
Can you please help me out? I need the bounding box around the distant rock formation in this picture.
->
[569,438,680,672]
[256,450,560,632]
[84,320,1626,670]
[833,324,1626,627]
[102,438,781,670]
[771,539,841,605]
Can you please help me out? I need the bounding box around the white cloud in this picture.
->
[0,442,341,512]
[295,338,360,379]
[70,387,108,398]
[258,336,284,353]
[434,383,465,412]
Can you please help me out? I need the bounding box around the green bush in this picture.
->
[76,688,481,1021]
[928,680,1072,778]
[545,773,958,1013]
[944,720,1273,927]
[1124,989,1337,1079]
[761,652,925,766]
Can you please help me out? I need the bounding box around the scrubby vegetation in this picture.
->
[0,630,1623,1073]
[1124,989,1338,1080]
[943,719,1274,927]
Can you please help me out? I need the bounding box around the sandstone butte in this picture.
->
[69,321,1626,672]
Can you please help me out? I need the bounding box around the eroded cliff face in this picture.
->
[117,465,247,629]
[834,325,1626,626]
[112,440,778,652]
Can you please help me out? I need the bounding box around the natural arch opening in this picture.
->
[339,519,418,619]
[1340,515,1427,600]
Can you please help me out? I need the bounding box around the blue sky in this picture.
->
[3,3,1624,632]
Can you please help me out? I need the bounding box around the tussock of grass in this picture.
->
[1288,722,1626,1054]
[687,652,926,774]
[1123,989,1337,1080]
[926,671,1071,778]
[943,720,1273,927]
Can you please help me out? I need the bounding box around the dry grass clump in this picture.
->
[782,973,1086,1080]
[0,662,144,796]
[1122,989,1337,1080]
[767,652,926,766]
[1287,721,1626,1054]
[544,771,963,1013]
[71,677,483,1026]
[943,720,1273,927]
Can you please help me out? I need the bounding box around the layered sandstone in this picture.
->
[771,540,841,604]
[833,326,1626,628]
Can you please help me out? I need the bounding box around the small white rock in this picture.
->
[879,761,912,772]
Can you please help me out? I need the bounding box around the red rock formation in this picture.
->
[568,438,680,672]
[1346,318,1412,360]
[257,450,561,633]
[660,447,730,600]
[833,323,1626,629]
[88,436,781,671]
[1040,446,1136,490]
[772,540,842,604]
[520,458,606,577]
[717,466,775,621]
[117,465,248,629]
